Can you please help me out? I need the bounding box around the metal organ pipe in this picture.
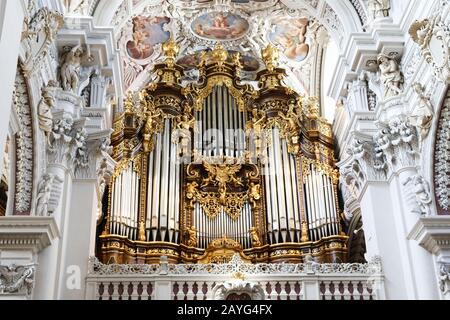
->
[151,133,162,240]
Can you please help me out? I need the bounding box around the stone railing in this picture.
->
[85,255,385,300]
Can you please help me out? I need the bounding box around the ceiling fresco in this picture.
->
[127,16,170,61]
[115,0,339,96]
[191,12,249,41]
[269,18,310,62]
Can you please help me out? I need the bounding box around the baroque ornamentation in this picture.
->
[213,279,265,300]
[373,117,418,172]
[433,90,450,213]
[409,3,450,83]
[63,0,90,15]
[409,83,434,144]
[402,174,433,216]
[368,0,390,21]
[0,264,36,297]
[38,81,59,143]
[60,46,85,93]
[21,8,64,75]
[439,263,450,293]
[88,254,383,276]
[13,69,34,214]
[377,54,404,99]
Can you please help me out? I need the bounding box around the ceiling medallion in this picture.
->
[191,11,250,41]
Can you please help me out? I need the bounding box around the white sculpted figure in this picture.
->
[368,0,390,20]
[378,54,404,98]
[403,175,432,216]
[38,81,58,143]
[60,46,84,93]
[35,174,55,217]
[409,83,434,143]
[63,0,89,14]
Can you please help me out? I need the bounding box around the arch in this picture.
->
[11,65,34,215]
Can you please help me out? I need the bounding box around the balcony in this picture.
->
[85,255,385,300]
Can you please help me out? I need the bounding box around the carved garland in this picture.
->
[434,89,450,214]
[13,68,34,215]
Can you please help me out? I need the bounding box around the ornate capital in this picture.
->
[73,133,113,180]
[373,116,419,174]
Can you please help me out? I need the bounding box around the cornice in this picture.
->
[407,216,450,255]
[0,216,60,252]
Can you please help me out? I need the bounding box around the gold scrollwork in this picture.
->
[301,157,339,184]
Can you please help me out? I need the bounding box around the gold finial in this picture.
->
[211,43,228,66]
[162,37,179,68]
[262,44,279,72]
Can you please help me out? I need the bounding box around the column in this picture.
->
[359,182,409,299]
[57,134,110,299]
[33,110,78,299]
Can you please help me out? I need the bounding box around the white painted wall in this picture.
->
[0,0,26,167]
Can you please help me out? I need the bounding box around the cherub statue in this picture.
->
[186,226,197,247]
[249,227,262,247]
[248,182,261,208]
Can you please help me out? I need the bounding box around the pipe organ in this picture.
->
[99,40,348,264]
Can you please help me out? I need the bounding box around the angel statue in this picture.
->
[278,103,301,154]
[60,45,84,93]
[378,54,404,99]
[402,175,432,216]
[246,108,266,161]
[35,174,55,217]
[409,83,434,144]
[38,80,58,144]
[143,108,162,153]
[173,113,196,159]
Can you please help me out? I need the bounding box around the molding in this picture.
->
[0,216,60,252]
[407,216,450,255]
